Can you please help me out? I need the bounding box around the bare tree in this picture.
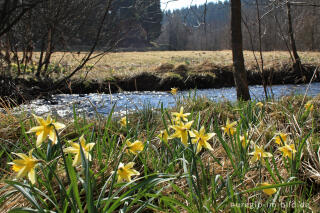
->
[231,0,250,100]
[0,0,47,37]
[286,0,304,80]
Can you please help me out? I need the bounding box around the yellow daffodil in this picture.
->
[240,133,249,148]
[9,149,40,184]
[169,121,194,146]
[64,135,95,166]
[259,182,277,196]
[173,120,182,125]
[157,130,169,143]
[304,101,314,112]
[171,88,178,95]
[249,144,272,164]
[278,143,297,159]
[256,102,264,108]
[126,140,144,155]
[27,114,65,147]
[117,162,140,183]
[221,118,237,136]
[189,126,215,153]
[10,63,18,69]
[171,107,190,122]
[119,116,128,127]
[274,133,287,145]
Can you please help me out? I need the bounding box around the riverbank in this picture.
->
[0,95,319,211]
[1,51,320,105]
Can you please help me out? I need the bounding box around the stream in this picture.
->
[12,82,320,117]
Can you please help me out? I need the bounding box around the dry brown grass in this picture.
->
[28,50,320,80]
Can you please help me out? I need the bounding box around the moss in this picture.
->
[154,63,175,73]
[173,64,189,73]
[83,80,91,89]
[162,72,183,80]
[188,71,216,79]
[105,76,116,82]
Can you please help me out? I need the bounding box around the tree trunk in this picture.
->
[311,1,316,51]
[286,1,305,81]
[230,0,250,101]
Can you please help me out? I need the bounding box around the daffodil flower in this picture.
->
[117,162,140,183]
[119,116,128,128]
[9,149,40,184]
[259,182,277,196]
[10,63,18,69]
[249,144,272,164]
[126,140,144,155]
[221,118,237,136]
[278,143,296,159]
[171,88,178,95]
[64,135,95,166]
[256,102,264,108]
[27,114,65,147]
[189,126,215,153]
[169,121,194,146]
[240,132,249,148]
[304,101,314,112]
[171,107,190,122]
[157,130,169,143]
[274,133,287,145]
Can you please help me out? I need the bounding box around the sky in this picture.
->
[161,0,219,11]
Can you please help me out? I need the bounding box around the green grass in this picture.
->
[0,94,319,212]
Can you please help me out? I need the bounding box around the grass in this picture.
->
[10,50,320,81]
[0,92,319,212]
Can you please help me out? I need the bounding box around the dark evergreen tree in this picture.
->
[111,0,162,47]
[137,0,162,42]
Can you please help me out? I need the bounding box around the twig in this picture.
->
[298,66,318,115]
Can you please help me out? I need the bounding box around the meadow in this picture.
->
[14,50,320,80]
[5,50,318,101]
[0,92,319,212]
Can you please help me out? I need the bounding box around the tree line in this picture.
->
[158,0,320,51]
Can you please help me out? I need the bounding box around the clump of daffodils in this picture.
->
[8,98,309,210]
[168,107,215,153]
[10,114,66,183]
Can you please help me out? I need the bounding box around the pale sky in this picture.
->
[161,0,219,11]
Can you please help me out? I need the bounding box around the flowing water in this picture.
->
[13,83,320,117]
